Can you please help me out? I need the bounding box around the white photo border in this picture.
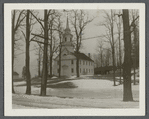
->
[4,3,145,116]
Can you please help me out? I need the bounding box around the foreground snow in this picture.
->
[12,93,139,109]
[13,79,139,109]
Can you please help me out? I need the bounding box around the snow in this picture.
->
[12,94,139,109]
[72,79,117,89]
[13,81,26,86]
[12,104,44,109]
[13,76,139,109]
[67,75,77,79]
[51,76,58,79]
[66,75,95,79]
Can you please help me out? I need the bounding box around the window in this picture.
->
[89,62,90,66]
[71,68,74,73]
[80,60,81,65]
[65,37,67,42]
[89,69,90,73]
[80,68,81,73]
[83,61,85,65]
[70,37,72,41]
[71,60,73,64]
[63,54,67,56]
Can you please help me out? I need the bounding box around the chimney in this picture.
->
[88,53,90,58]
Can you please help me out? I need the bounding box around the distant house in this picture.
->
[13,72,19,79]
[53,17,94,77]
[94,66,118,75]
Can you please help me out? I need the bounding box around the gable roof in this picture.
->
[73,51,94,62]
[54,49,94,62]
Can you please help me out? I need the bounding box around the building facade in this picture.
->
[53,17,94,77]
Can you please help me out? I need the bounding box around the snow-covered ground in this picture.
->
[12,93,139,109]
[13,77,139,109]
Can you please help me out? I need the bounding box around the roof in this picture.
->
[94,66,118,71]
[13,72,19,75]
[54,48,94,62]
[73,51,94,62]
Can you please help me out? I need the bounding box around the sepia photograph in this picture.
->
[4,3,145,116]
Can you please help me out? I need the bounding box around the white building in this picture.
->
[53,17,94,77]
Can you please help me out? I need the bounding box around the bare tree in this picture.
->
[12,10,25,93]
[22,66,26,80]
[105,48,111,66]
[122,9,133,101]
[25,10,31,94]
[70,10,94,77]
[100,10,117,86]
[130,10,139,85]
[93,54,100,68]
[21,10,37,95]
[48,11,59,77]
[30,10,56,96]
[55,14,63,77]
[115,11,123,84]
[34,42,43,78]
[39,10,49,96]
[96,40,104,67]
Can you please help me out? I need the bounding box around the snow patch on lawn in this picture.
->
[51,76,58,79]
[14,81,26,86]
[72,79,114,89]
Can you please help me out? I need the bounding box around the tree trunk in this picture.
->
[38,48,41,77]
[40,10,48,96]
[50,25,53,78]
[112,48,116,86]
[59,39,62,78]
[12,10,15,94]
[76,57,79,77]
[76,39,80,77]
[50,54,52,77]
[26,10,31,95]
[122,10,133,101]
[100,50,102,67]
[133,20,137,85]
[118,17,122,84]
[110,10,116,86]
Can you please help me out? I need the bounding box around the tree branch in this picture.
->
[29,10,44,29]
[31,33,45,39]
[31,39,51,45]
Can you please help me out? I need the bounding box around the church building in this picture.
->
[53,17,94,77]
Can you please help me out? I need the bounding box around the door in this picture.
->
[62,65,68,76]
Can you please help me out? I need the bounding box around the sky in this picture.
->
[13,9,120,78]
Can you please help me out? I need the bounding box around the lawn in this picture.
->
[13,75,139,109]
